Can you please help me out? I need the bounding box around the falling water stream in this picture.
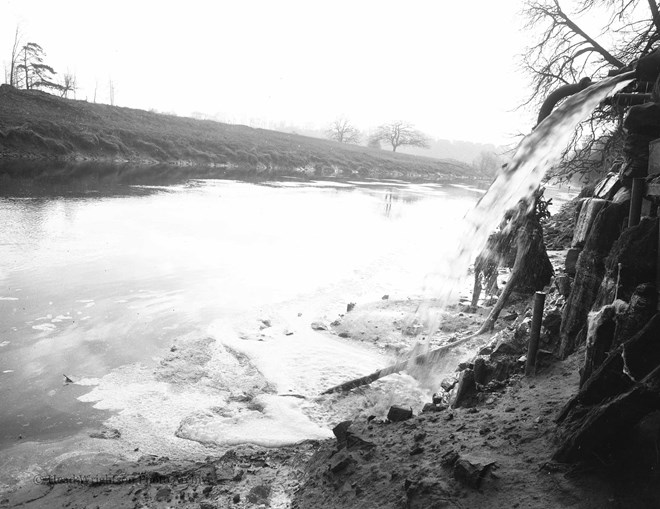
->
[411,72,634,353]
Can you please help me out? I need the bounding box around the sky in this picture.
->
[1,1,549,145]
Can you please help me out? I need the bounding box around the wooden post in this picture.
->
[525,291,546,376]
[628,178,644,227]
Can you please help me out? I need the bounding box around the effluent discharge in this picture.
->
[74,73,634,457]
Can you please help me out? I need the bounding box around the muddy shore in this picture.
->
[2,251,659,508]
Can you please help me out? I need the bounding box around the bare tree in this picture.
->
[7,26,22,87]
[326,117,361,144]
[60,71,77,98]
[521,0,660,181]
[370,121,430,152]
[108,78,115,106]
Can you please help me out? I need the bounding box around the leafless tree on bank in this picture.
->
[60,71,77,98]
[326,117,361,144]
[369,121,430,152]
[7,26,23,87]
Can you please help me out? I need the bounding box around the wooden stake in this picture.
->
[525,291,546,376]
[628,178,644,228]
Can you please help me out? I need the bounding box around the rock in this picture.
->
[346,302,356,312]
[329,449,354,473]
[555,274,572,297]
[580,302,622,386]
[635,50,660,83]
[492,360,512,381]
[565,248,581,276]
[338,332,350,338]
[624,102,660,135]
[333,420,374,450]
[381,294,389,300]
[259,319,271,329]
[612,186,631,203]
[232,494,240,503]
[473,358,488,385]
[593,172,621,200]
[452,455,496,488]
[594,218,659,311]
[451,369,476,409]
[332,420,353,443]
[422,403,446,413]
[613,283,658,349]
[247,484,271,504]
[559,201,628,358]
[155,487,171,502]
[501,311,518,321]
[555,315,660,462]
[199,503,215,509]
[89,428,121,439]
[311,321,328,331]
[441,449,459,466]
[434,377,458,392]
[214,465,235,482]
[490,329,526,358]
[572,198,608,248]
[387,405,413,422]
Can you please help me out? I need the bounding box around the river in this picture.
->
[0,174,573,487]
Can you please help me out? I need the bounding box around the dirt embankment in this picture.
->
[0,85,476,182]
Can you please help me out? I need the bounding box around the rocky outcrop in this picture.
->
[559,201,629,358]
[593,217,659,308]
[555,314,660,463]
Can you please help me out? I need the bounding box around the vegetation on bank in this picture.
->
[0,85,479,181]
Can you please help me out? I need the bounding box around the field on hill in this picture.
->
[0,85,480,182]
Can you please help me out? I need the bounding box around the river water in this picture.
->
[0,177,497,453]
[0,173,582,492]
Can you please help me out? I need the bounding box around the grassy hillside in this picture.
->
[0,85,477,181]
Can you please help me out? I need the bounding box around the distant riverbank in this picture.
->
[0,85,485,183]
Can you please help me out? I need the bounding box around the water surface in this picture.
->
[0,177,492,450]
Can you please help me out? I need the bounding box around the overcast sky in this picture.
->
[1,1,554,145]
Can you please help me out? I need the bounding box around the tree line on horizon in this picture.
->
[325,117,502,176]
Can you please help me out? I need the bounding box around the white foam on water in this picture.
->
[0,297,18,301]
[208,317,390,395]
[177,394,332,447]
[72,312,430,455]
[31,323,56,332]
[77,363,217,457]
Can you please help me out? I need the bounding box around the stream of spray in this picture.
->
[409,72,634,361]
